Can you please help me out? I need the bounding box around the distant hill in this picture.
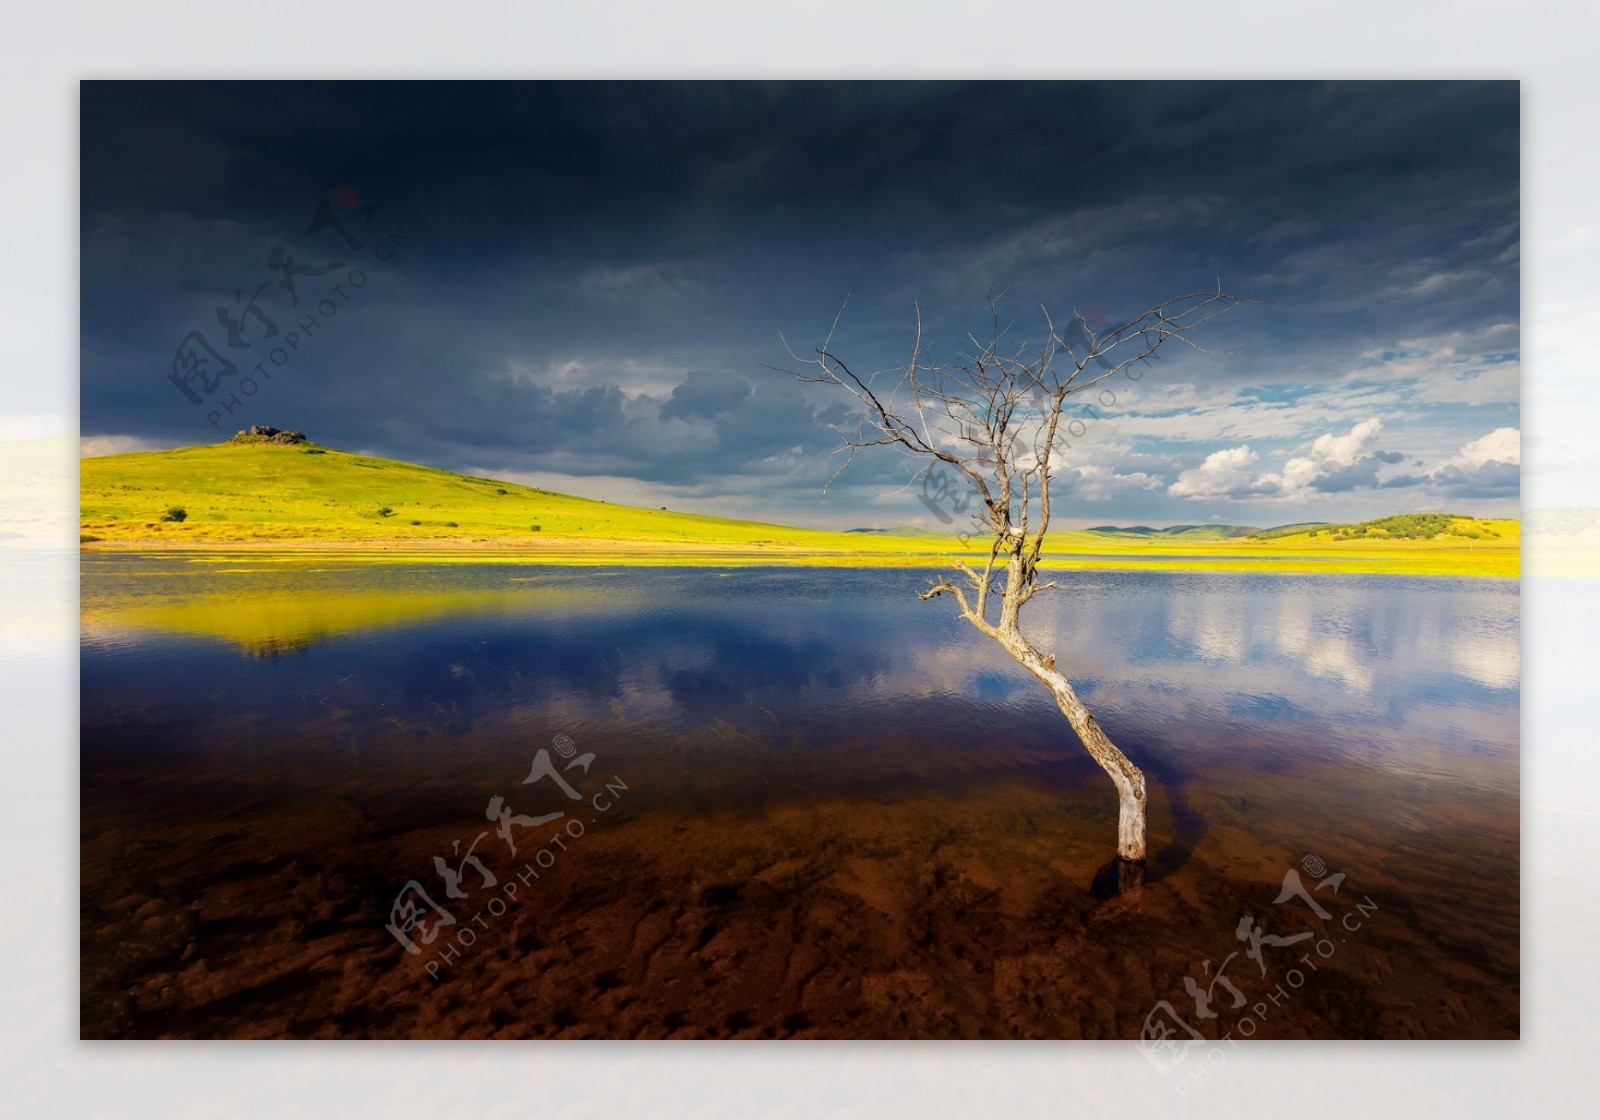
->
[1249,513,1501,542]
[1248,521,1333,541]
[1085,524,1261,541]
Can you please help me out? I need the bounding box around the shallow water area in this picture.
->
[80,557,1519,1038]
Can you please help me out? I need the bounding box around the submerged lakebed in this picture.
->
[80,556,1519,1039]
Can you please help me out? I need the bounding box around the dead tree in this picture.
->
[782,289,1250,866]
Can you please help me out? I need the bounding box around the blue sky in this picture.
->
[78,80,1520,529]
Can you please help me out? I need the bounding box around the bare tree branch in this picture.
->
[779,288,1258,865]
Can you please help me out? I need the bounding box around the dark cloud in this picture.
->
[660,369,753,423]
[1428,460,1521,498]
[79,81,1520,524]
[1311,449,1409,492]
[1375,452,1518,499]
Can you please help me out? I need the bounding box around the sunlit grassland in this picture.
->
[79,441,1518,577]
[79,441,958,553]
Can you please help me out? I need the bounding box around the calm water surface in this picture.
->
[80,556,1519,1039]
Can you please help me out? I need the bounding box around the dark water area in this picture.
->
[80,556,1519,1039]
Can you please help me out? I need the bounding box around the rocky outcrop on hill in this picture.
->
[228,426,308,445]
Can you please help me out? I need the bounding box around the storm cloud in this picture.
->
[80,81,1520,526]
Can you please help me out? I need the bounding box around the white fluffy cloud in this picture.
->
[1455,426,1520,468]
[1414,426,1521,498]
[1167,418,1415,503]
[1306,416,1384,466]
[1167,445,1264,499]
[1260,417,1406,497]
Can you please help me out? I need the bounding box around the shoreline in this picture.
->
[79,538,1519,577]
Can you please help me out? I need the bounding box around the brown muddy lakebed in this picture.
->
[80,558,1519,1039]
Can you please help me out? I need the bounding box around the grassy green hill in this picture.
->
[78,436,1518,575]
[1248,513,1507,543]
[78,438,961,555]
[1260,512,1497,544]
[1246,521,1333,540]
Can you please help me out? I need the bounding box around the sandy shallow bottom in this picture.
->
[80,722,1518,1040]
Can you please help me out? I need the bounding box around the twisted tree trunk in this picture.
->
[995,625,1147,863]
[786,292,1247,869]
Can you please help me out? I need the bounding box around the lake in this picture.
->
[80,555,1519,1039]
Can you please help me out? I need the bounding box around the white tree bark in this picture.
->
[995,626,1147,862]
